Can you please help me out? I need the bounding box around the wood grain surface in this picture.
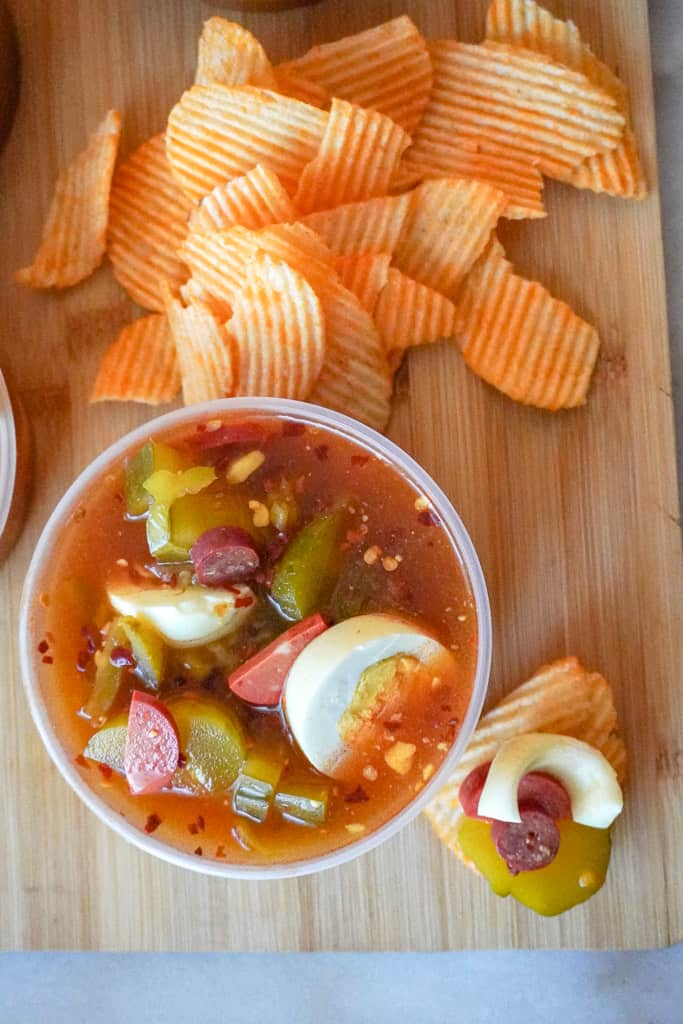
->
[0,0,681,951]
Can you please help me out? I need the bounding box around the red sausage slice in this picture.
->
[124,691,180,796]
[190,526,260,586]
[491,808,560,875]
[229,613,329,706]
[458,763,571,822]
[194,423,266,450]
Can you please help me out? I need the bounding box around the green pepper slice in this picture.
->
[275,781,329,826]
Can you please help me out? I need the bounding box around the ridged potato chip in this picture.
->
[189,165,296,233]
[309,281,393,432]
[162,282,237,406]
[180,221,334,312]
[425,656,626,869]
[91,313,179,405]
[17,110,121,289]
[393,178,507,298]
[294,98,411,214]
[228,254,325,399]
[455,237,600,409]
[107,133,194,312]
[413,40,625,180]
[272,68,330,110]
[276,16,432,134]
[195,17,277,89]
[374,268,457,362]
[334,252,391,313]
[396,144,545,220]
[300,193,410,257]
[485,0,646,197]
[166,85,328,201]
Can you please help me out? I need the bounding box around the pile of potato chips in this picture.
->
[16,0,646,429]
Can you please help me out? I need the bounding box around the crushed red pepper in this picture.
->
[145,813,162,834]
[38,639,49,654]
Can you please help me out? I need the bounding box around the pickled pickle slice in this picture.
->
[143,465,216,560]
[170,491,260,555]
[271,508,346,621]
[458,817,611,917]
[275,781,329,826]
[83,711,128,773]
[167,693,246,794]
[83,618,129,724]
[125,440,187,517]
[120,618,165,689]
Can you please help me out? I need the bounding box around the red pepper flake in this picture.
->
[215,845,226,858]
[351,454,370,467]
[145,813,162,834]
[313,444,329,461]
[37,639,49,654]
[97,763,113,780]
[417,508,441,527]
[194,846,203,856]
[41,655,53,665]
[81,625,100,654]
[178,752,187,768]
[344,785,369,803]
[110,646,135,669]
[74,754,88,768]
[197,815,205,832]
[282,421,306,437]
[196,423,207,433]
[235,596,254,609]
[188,823,199,836]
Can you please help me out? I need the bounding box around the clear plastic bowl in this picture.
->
[19,398,491,879]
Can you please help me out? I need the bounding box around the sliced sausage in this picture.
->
[491,808,560,875]
[458,763,571,822]
[194,423,266,450]
[458,761,491,818]
[124,691,179,796]
[190,527,260,586]
[229,613,329,706]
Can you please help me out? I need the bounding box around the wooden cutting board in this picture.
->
[0,0,681,952]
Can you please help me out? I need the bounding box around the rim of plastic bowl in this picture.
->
[0,369,17,546]
[19,398,492,880]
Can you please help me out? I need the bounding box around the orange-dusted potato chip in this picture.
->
[107,134,194,312]
[300,193,410,257]
[294,98,411,214]
[91,313,180,405]
[181,221,334,311]
[396,145,545,220]
[309,282,393,432]
[567,127,646,198]
[166,86,328,201]
[179,277,232,324]
[393,178,507,299]
[276,16,432,134]
[195,17,277,89]
[454,236,600,409]
[272,68,329,110]
[374,268,457,362]
[189,165,296,234]
[425,656,626,868]
[17,110,121,289]
[228,254,325,400]
[334,252,391,313]
[485,0,646,197]
[413,41,625,181]
[162,282,237,406]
